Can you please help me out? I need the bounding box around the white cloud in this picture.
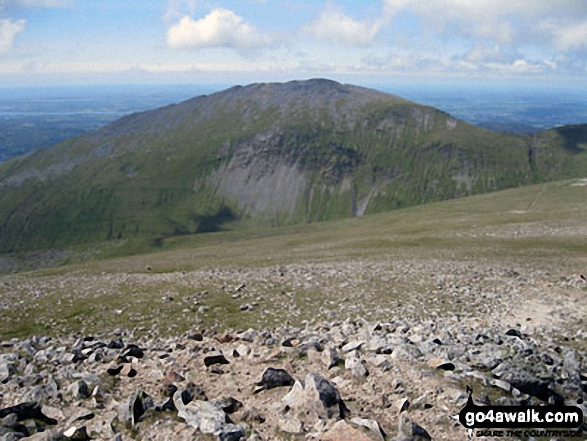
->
[0,18,26,55]
[486,59,544,74]
[303,4,385,47]
[541,20,587,52]
[383,0,587,51]
[167,8,271,49]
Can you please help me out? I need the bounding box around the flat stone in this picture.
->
[341,340,364,352]
[321,420,372,441]
[350,418,385,440]
[279,417,302,434]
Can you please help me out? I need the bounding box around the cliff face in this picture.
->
[0,79,585,253]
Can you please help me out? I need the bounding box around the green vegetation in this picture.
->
[0,80,586,257]
[1,177,586,338]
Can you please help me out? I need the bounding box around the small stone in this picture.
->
[305,373,350,419]
[107,338,124,349]
[427,357,455,371]
[41,405,65,422]
[237,329,257,342]
[123,345,144,358]
[235,344,250,357]
[341,340,364,352]
[220,423,246,441]
[350,417,385,440]
[187,333,203,341]
[120,389,152,428]
[216,333,234,343]
[398,414,431,440]
[279,417,302,434]
[282,338,299,347]
[345,351,369,379]
[505,329,523,339]
[107,365,123,376]
[324,347,344,370]
[213,397,243,414]
[321,420,372,441]
[180,381,208,404]
[255,368,295,392]
[121,364,137,377]
[67,380,90,400]
[63,426,90,440]
[204,351,229,367]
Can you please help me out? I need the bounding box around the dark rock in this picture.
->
[204,351,229,367]
[219,424,246,441]
[67,381,90,400]
[107,338,124,349]
[326,347,344,370]
[542,353,554,365]
[120,389,152,428]
[107,365,123,376]
[0,402,57,425]
[282,337,298,347]
[187,333,203,341]
[160,382,178,398]
[306,373,350,419]
[398,413,432,440]
[255,368,294,392]
[180,382,208,404]
[123,345,144,359]
[505,329,523,339]
[213,397,243,414]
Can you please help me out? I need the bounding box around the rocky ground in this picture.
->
[1,257,587,440]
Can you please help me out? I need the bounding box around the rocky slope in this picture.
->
[1,255,586,440]
[1,315,585,441]
[1,79,585,254]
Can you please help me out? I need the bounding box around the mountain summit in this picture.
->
[0,79,585,253]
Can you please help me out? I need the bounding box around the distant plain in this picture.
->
[2,84,587,163]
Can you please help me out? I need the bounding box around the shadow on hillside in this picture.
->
[193,206,239,233]
[554,125,587,153]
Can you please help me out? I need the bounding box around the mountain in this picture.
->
[0,79,586,254]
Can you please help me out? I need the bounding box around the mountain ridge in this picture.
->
[0,79,586,254]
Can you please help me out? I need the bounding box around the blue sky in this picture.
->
[1,0,587,88]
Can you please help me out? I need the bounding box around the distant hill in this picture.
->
[0,79,586,254]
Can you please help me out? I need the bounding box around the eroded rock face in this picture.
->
[0,313,585,440]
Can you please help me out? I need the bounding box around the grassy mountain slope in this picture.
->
[3,177,587,337]
[0,79,586,254]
